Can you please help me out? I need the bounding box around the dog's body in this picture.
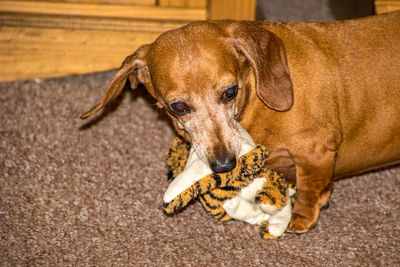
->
[260,13,400,179]
[81,11,400,233]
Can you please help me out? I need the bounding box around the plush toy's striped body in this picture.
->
[164,137,296,238]
[199,170,290,222]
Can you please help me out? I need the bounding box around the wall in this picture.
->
[256,0,375,22]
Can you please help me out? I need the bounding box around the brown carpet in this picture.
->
[1,71,399,266]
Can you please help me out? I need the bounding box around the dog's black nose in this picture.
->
[210,154,236,173]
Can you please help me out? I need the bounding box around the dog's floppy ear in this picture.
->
[80,45,150,119]
[222,21,293,111]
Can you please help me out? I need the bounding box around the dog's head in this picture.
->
[81,21,293,173]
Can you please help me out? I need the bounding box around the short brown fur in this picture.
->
[81,12,400,233]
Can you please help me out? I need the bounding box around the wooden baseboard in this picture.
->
[0,26,162,81]
[375,0,400,14]
[0,1,206,21]
[0,2,204,81]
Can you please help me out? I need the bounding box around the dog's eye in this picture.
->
[168,101,190,115]
[222,85,238,103]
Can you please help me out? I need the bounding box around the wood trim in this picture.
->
[208,0,256,20]
[0,1,207,21]
[8,0,156,5]
[158,0,206,8]
[375,0,400,13]
[0,26,161,81]
[0,13,186,32]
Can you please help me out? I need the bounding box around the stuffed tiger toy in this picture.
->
[163,124,297,239]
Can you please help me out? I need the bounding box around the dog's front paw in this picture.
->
[287,213,318,234]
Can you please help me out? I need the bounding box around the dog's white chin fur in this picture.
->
[163,123,293,237]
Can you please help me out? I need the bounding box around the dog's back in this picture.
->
[265,12,400,177]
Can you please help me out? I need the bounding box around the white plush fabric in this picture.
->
[163,148,212,203]
[163,123,293,237]
[163,123,254,203]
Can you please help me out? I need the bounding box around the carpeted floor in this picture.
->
[1,71,399,266]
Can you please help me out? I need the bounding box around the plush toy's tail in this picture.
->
[163,174,225,214]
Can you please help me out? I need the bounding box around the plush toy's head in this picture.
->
[163,124,296,239]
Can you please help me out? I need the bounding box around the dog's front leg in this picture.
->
[287,135,337,233]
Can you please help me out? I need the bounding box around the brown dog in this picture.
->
[81,11,400,234]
